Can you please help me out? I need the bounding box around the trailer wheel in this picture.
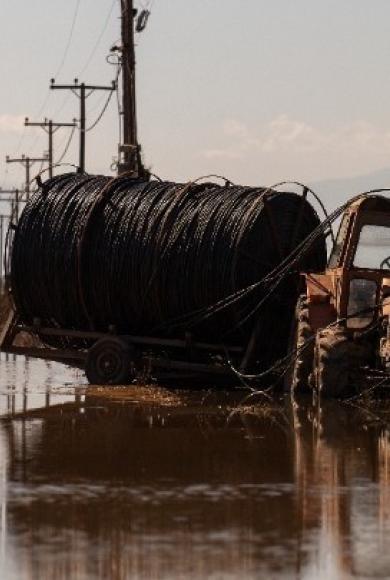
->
[85,337,135,385]
[314,328,371,398]
[285,295,314,394]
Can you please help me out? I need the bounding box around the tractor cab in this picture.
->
[306,196,390,334]
[288,195,390,398]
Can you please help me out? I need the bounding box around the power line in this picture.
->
[138,0,155,17]
[86,65,120,132]
[56,125,77,164]
[21,0,82,139]
[10,0,81,157]
[54,0,82,80]
[85,92,107,115]
[11,90,52,157]
[33,90,52,120]
[86,91,115,132]
[79,0,118,76]
[12,0,120,161]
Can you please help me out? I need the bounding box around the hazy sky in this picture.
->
[1,0,390,201]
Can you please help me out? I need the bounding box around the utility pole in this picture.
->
[0,213,7,280]
[117,0,139,175]
[24,118,77,178]
[0,189,21,222]
[0,214,5,278]
[114,0,152,177]
[50,79,116,173]
[5,155,48,199]
[114,0,150,176]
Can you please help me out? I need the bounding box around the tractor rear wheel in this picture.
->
[285,295,314,394]
[314,327,371,398]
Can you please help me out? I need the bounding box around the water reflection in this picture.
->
[0,357,389,579]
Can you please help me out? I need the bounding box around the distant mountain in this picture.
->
[310,168,390,212]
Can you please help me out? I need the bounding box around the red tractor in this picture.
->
[288,195,390,397]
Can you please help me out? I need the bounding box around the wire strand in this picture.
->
[55,125,76,164]
[54,0,82,80]
[78,0,117,76]
[86,90,115,132]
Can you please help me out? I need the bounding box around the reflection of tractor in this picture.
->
[288,195,390,397]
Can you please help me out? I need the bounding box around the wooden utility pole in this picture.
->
[50,79,116,172]
[5,155,48,198]
[24,118,76,178]
[0,189,21,222]
[118,0,140,175]
[0,214,5,277]
[0,213,8,280]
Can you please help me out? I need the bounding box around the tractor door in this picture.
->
[342,217,390,329]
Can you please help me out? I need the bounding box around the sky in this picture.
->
[1,0,390,209]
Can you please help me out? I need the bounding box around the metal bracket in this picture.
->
[0,306,18,351]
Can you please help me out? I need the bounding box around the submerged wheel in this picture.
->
[85,337,135,385]
[314,328,371,398]
[285,295,314,394]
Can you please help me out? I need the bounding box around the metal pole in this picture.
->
[26,158,30,197]
[80,83,86,172]
[15,190,19,223]
[48,120,53,178]
[0,217,3,279]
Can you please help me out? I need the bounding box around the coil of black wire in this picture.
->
[11,172,326,362]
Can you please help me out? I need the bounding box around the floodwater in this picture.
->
[0,355,389,579]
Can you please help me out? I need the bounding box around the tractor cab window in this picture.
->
[354,224,390,270]
[328,214,351,268]
[347,278,377,329]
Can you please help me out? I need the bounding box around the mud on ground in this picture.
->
[0,288,38,348]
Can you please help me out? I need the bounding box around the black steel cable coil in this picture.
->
[11,173,326,364]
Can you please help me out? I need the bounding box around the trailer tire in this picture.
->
[86,337,135,385]
[285,295,314,394]
[314,328,371,398]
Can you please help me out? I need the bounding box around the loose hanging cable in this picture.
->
[55,125,77,164]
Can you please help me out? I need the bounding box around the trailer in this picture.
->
[1,174,327,385]
[0,305,250,383]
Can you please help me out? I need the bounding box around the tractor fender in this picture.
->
[304,273,337,332]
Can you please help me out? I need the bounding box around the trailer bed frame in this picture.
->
[0,308,247,383]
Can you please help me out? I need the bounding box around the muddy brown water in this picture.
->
[0,354,389,579]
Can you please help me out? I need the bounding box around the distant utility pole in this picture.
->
[0,189,21,222]
[50,79,116,173]
[0,214,5,275]
[24,117,77,179]
[5,155,48,198]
